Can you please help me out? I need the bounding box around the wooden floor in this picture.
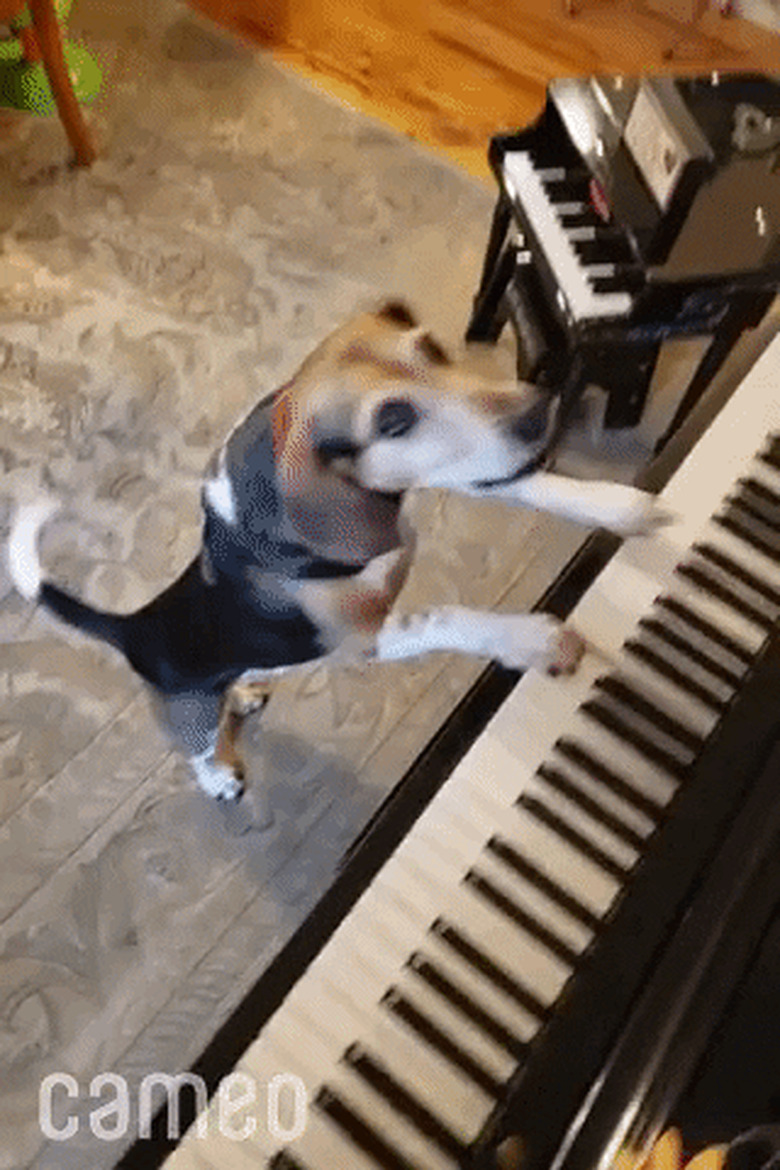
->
[185,0,780,179]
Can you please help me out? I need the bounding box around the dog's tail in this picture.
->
[7,501,127,651]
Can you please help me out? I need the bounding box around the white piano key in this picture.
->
[750,454,780,502]
[468,846,595,952]
[502,151,632,322]
[561,713,679,806]
[260,1021,460,1170]
[509,799,624,913]
[703,513,780,593]
[404,943,541,1044]
[282,979,493,1139]
[488,665,592,760]
[598,658,721,742]
[387,965,517,1082]
[163,1145,225,1170]
[625,625,738,708]
[365,1009,496,1142]
[640,601,752,682]
[663,577,769,653]
[162,1139,220,1170]
[285,1107,393,1170]
[537,750,658,837]
[520,774,640,871]
[185,1050,309,1166]
[443,770,627,913]
[383,846,573,1000]
[339,894,542,1059]
[296,890,428,1006]
[323,1062,462,1170]
[572,503,776,663]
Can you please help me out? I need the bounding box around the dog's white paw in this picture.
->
[190,753,244,802]
[540,623,587,676]
[599,487,676,537]
[496,614,586,675]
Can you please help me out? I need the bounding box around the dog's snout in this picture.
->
[510,395,551,445]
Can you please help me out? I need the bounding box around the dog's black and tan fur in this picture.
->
[8,302,670,802]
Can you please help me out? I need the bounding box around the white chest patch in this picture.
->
[203,460,237,526]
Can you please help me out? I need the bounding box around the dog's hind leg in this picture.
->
[151,687,244,802]
[215,679,276,825]
[214,679,273,778]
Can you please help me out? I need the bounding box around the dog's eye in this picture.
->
[375,399,419,439]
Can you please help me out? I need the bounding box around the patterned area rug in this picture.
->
[0,2,587,1166]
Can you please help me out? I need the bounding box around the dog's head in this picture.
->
[267,302,555,566]
[274,301,554,498]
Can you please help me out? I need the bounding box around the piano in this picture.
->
[466,74,780,443]
[120,329,780,1168]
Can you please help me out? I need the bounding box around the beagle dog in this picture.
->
[7,302,672,804]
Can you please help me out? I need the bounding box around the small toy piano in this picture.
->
[468,74,780,445]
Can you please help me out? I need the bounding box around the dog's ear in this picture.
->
[375,302,452,367]
[377,300,418,329]
[272,393,401,564]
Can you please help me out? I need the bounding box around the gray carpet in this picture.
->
[0,3,593,1166]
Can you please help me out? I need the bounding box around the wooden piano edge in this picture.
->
[114,527,623,1170]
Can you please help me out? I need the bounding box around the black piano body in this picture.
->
[468,73,780,441]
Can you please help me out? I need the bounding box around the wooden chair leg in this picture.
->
[27,0,95,166]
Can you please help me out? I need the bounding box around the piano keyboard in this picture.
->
[163,334,780,1170]
[502,152,637,325]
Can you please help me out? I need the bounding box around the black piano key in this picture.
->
[535,763,647,851]
[558,207,600,229]
[623,638,728,714]
[654,596,755,665]
[381,989,503,1098]
[717,507,780,563]
[593,675,705,752]
[692,541,780,606]
[430,919,551,1023]
[737,474,780,512]
[586,679,702,763]
[486,835,603,931]
[637,615,745,686]
[735,477,780,529]
[542,174,591,201]
[759,433,780,471]
[729,494,780,546]
[315,1086,418,1170]
[269,1153,310,1170]
[406,953,527,1059]
[714,510,780,566]
[516,793,634,880]
[570,236,633,265]
[553,737,667,822]
[676,562,776,630]
[343,1042,467,1160]
[463,869,581,967]
[588,269,645,295]
[579,698,691,781]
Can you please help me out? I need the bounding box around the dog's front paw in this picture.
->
[602,487,676,537]
[497,614,586,675]
[544,625,587,676]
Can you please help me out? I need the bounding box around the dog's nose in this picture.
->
[510,394,551,445]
